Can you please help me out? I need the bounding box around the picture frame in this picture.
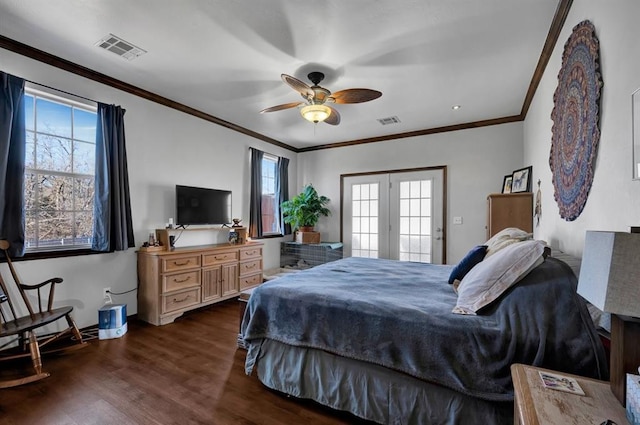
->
[502,175,513,194]
[511,166,532,193]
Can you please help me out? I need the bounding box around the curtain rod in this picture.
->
[24,78,100,104]
[249,146,285,159]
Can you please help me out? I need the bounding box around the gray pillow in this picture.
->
[453,240,546,315]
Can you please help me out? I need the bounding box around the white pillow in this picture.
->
[452,239,546,315]
[485,227,533,258]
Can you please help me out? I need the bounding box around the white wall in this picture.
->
[298,122,524,264]
[524,0,640,256]
[0,48,296,328]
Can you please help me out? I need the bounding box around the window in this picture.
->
[23,90,97,251]
[261,154,280,235]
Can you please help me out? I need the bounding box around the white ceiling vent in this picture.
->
[95,34,146,60]
[377,116,401,126]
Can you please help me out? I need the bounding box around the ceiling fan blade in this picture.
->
[281,74,314,98]
[325,106,341,125]
[329,88,382,104]
[259,101,304,113]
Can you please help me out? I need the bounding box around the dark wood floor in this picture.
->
[0,300,371,425]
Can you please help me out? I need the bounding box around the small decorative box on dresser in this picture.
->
[137,241,263,325]
[511,363,629,425]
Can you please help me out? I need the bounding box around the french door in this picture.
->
[342,168,445,264]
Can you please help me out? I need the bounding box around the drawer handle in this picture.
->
[244,264,256,269]
[173,260,191,266]
[173,276,191,283]
[172,295,191,303]
[245,250,257,255]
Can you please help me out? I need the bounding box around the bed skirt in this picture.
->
[254,339,513,425]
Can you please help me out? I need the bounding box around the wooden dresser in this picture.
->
[486,193,533,239]
[137,241,263,325]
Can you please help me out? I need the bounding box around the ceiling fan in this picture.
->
[260,72,382,125]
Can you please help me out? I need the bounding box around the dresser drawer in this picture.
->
[203,250,238,266]
[239,259,262,276]
[162,255,201,272]
[162,288,201,313]
[240,246,262,260]
[162,270,200,293]
[239,273,263,290]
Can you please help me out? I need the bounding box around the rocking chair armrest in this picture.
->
[20,277,64,291]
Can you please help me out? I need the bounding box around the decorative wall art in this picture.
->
[534,180,542,226]
[511,166,532,193]
[549,20,603,221]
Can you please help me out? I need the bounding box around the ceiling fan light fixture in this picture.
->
[301,104,331,123]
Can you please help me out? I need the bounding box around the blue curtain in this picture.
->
[276,156,291,235]
[248,148,264,238]
[92,103,135,252]
[0,72,26,257]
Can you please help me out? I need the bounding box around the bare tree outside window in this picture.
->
[24,91,97,251]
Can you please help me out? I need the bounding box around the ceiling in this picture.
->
[0,0,566,152]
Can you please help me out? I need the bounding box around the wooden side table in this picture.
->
[511,364,629,425]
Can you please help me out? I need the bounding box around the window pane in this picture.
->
[36,98,72,138]
[25,132,35,169]
[38,174,73,211]
[73,108,97,142]
[352,200,361,216]
[36,134,72,172]
[74,141,95,174]
[369,200,379,217]
[421,180,432,197]
[400,181,409,198]
[369,183,379,200]
[410,181,421,198]
[75,177,95,212]
[352,185,361,200]
[36,211,74,248]
[25,94,35,131]
[24,173,37,212]
[75,212,93,244]
[410,199,420,216]
[361,184,370,200]
[400,199,409,216]
[421,199,431,216]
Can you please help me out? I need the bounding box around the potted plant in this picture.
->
[281,184,331,234]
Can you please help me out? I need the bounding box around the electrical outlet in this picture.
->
[102,287,113,305]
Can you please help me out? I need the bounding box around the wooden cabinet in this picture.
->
[511,364,628,425]
[486,193,533,239]
[137,242,263,326]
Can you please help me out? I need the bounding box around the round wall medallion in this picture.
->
[549,20,602,221]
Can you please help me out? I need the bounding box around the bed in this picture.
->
[240,240,608,424]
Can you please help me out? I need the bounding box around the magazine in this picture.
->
[538,371,585,395]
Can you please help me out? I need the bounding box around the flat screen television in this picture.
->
[175,185,232,226]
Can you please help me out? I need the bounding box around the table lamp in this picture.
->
[577,230,640,406]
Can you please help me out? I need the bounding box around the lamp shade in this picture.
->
[577,231,640,317]
[300,104,330,123]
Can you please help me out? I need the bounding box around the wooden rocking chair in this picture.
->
[0,240,87,388]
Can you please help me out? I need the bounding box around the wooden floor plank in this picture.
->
[0,300,371,425]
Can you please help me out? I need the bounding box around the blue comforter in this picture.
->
[241,257,607,401]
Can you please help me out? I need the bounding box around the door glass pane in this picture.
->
[350,183,379,258]
[398,179,432,263]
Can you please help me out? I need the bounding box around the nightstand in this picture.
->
[511,364,629,425]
